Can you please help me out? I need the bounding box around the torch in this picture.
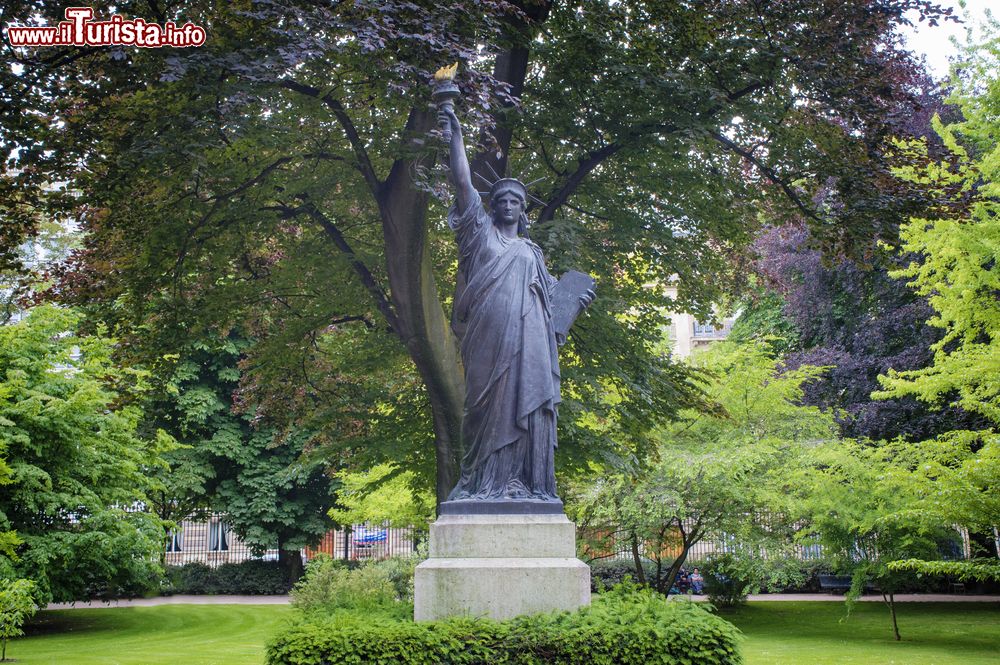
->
[432,62,460,143]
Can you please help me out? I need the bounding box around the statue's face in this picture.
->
[492,193,523,227]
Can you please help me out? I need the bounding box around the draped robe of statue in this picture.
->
[447,195,561,502]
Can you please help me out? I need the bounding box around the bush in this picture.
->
[290,555,405,617]
[370,555,421,603]
[701,554,806,606]
[165,560,291,595]
[215,560,290,595]
[588,558,660,592]
[1,578,38,662]
[702,556,754,607]
[267,583,743,665]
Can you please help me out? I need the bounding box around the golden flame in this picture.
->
[434,62,459,82]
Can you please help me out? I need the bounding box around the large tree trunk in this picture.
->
[380,112,467,508]
[278,538,304,585]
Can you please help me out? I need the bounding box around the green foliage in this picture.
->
[878,20,1000,423]
[785,439,961,639]
[726,289,800,356]
[701,554,805,608]
[577,340,836,593]
[327,464,434,528]
[289,555,407,618]
[268,583,743,665]
[873,22,1000,598]
[0,578,36,662]
[144,337,336,578]
[888,558,1000,583]
[165,561,291,596]
[0,305,167,603]
[370,555,421,604]
[588,558,658,592]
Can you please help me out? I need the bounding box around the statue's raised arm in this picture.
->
[432,63,477,214]
[437,106,477,214]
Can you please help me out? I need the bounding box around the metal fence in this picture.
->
[306,524,421,561]
[577,525,826,564]
[164,514,279,567]
[163,514,421,567]
[164,513,977,568]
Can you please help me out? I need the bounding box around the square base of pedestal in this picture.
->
[413,514,591,621]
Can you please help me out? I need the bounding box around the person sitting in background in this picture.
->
[691,568,705,594]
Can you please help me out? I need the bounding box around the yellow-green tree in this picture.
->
[877,19,1000,582]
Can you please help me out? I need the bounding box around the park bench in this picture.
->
[818,575,853,593]
[817,575,880,594]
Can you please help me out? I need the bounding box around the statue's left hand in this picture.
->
[579,289,596,308]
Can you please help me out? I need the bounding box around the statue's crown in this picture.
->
[488,178,527,203]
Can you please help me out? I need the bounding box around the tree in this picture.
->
[327,464,435,528]
[877,34,1000,424]
[143,337,337,582]
[2,0,955,503]
[0,578,36,663]
[886,430,1000,582]
[785,439,958,641]
[743,225,987,442]
[0,306,168,602]
[874,19,1000,582]
[578,340,837,594]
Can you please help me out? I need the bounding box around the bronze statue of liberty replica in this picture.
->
[415,65,594,621]
[433,65,595,515]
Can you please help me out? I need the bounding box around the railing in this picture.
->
[164,515,965,567]
[163,514,421,567]
[306,524,421,561]
[577,525,826,563]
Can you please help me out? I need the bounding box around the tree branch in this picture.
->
[205,152,345,202]
[278,79,381,196]
[536,143,624,223]
[535,122,679,222]
[709,131,821,222]
[293,198,401,335]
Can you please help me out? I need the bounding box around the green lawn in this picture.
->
[6,601,999,665]
[722,601,1000,665]
[11,605,292,665]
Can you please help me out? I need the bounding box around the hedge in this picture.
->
[165,560,291,595]
[266,584,743,665]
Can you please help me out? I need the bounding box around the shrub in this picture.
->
[167,563,221,595]
[165,560,291,595]
[589,557,660,592]
[215,560,290,595]
[290,555,403,617]
[267,583,743,665]
[370,555,420,603]
[0,578,38,662]
[702,554,809,607]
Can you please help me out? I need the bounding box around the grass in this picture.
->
[722,601,1000,665]
[5,601,998,664]
[9,604,292,665]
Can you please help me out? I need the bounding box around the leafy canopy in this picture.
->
[578,340,836,593]
[0,305,168,603]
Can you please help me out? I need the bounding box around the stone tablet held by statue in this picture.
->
[551,270,596,345]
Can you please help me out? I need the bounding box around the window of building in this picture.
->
[693,321,719,337]
[166,528,183,553]
[208,520,229,552]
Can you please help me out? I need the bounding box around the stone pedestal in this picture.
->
[414,513,591,621]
